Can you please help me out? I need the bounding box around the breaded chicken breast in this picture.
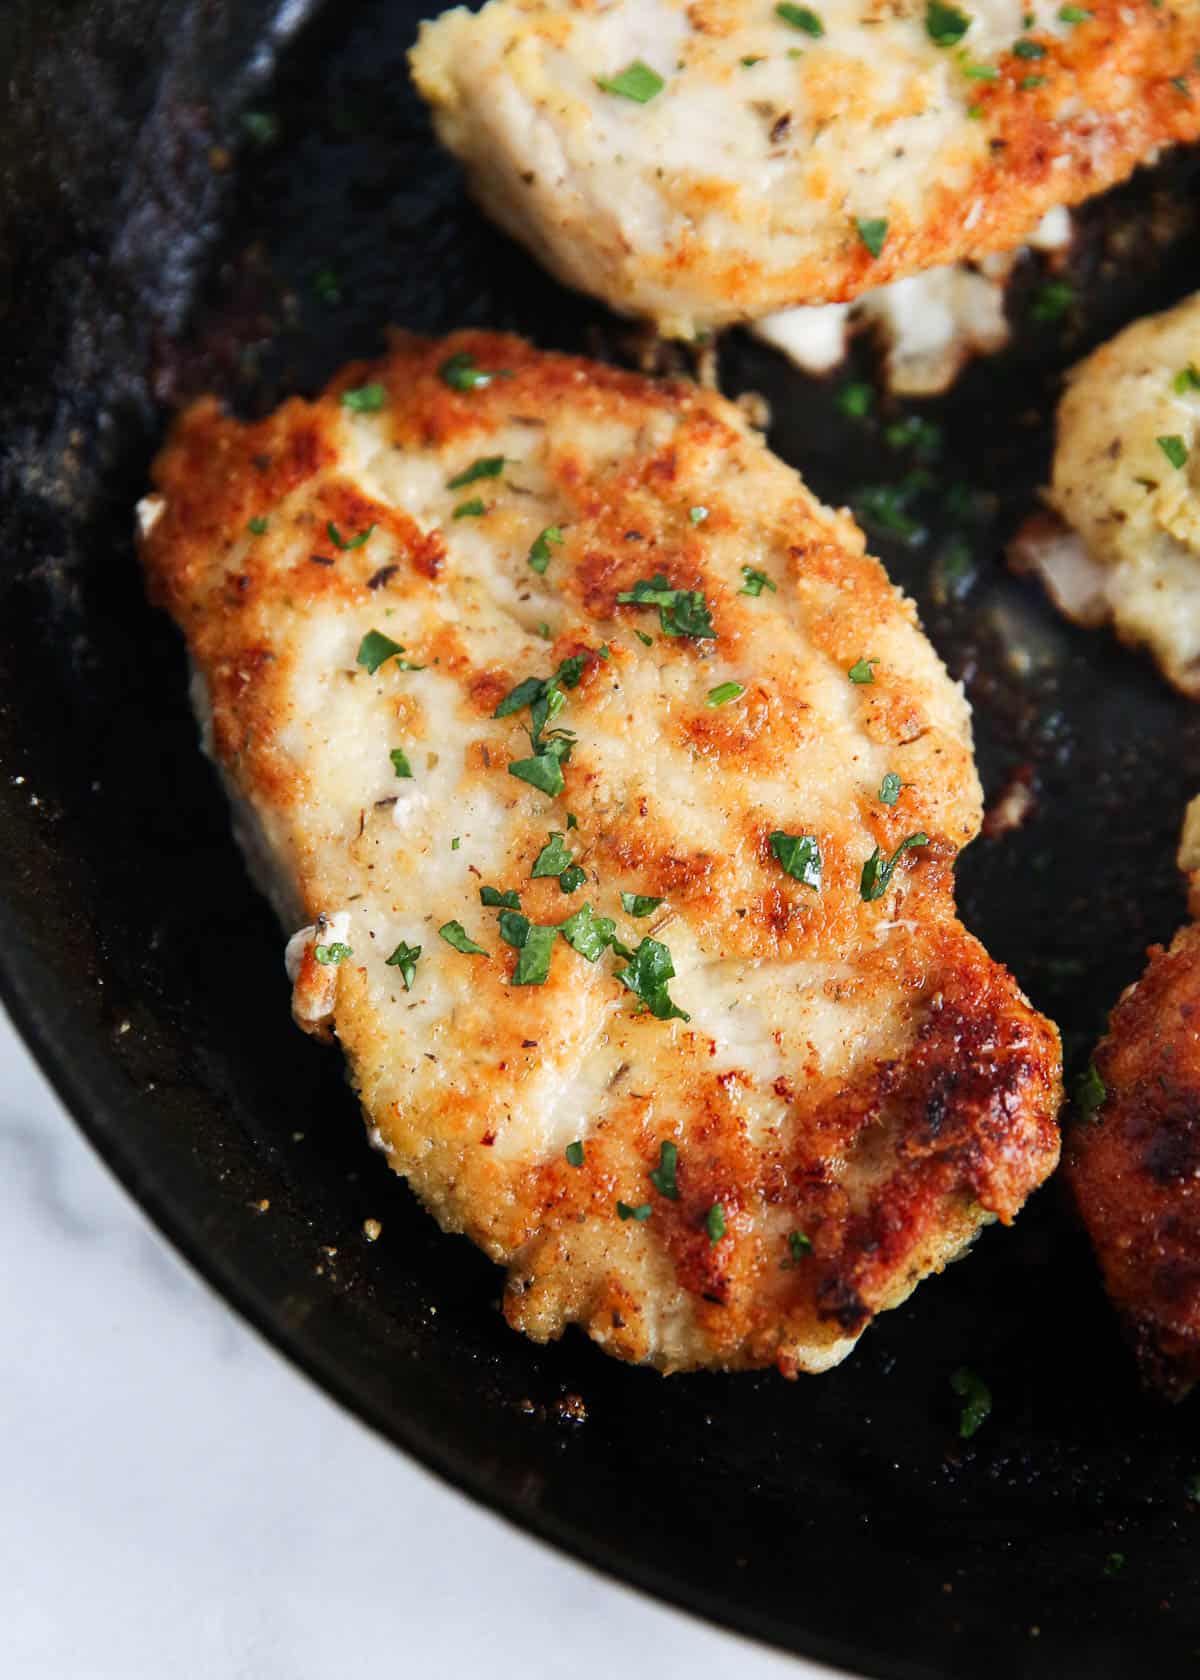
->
[410,0,1200,336]
[1013,290,1200,697]
[1067,800,1200,1399]
[139,331,1061,1373]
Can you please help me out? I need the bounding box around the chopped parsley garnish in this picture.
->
[341,382,386,413]
[926,0,971,46]
[884,415,942,462]
[739,565,776,597]
[327,520,374,550]
[854,474,931,546]
[559,903,618,961]
[356,629,424,674]
[616,936,690,1022]
[776,3,824,35]
[707,681,745,707]
[1076,1061,1107,1119]
[438,921,488,956]
[385,939,421,990]
[439,351,496,391]
[1058,3,1091,18]
[314,942,352,965]
[706,1202,727,1244]
[510,920,558,986]
[1012,36,1046,57]
[616,574,716,639]
[848,657,878,684]
[312,266,341,305]
[532,831,574,878]
[1020,74,1047,89]
[451,837,461,851]
[634,628,654,646]
[480,885,522,909]
[446,455,506,490]
[621,892,664,918]
[837,382,874,419]
[649,1140,680,1200]
[509,753,565,797]
[565,1140,585,1168]
[690,506,709,524]
[596,60,665,102]
[241,110,278,146]
[558,864,587,894]
[1031,279,1074,323]
[247,516,268,536]
[498,909,530,947]
[453,497,486,519]
[860,832,930,901]
[1157,435,1190,470]
[617,1200,653,1221]
[770,831,822,890]
[390,748,413,779]
[783,1229,813,1266]
[1173,363,1200,394]
[960,59,998,79]
[529,525,565,574]
[950,1367,991,1438]
[856,217,889,259]
[494,655,586,720]
[1103,1552,1126,1578]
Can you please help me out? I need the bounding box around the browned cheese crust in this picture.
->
[1068,924,1200,1400]
[411,0,1200,333]
[140,331,1062,1373]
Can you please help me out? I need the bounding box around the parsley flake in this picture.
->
[559,864,587,894]
[837,382,874,419]
[327,520,374,550]
[529,525,565,574]
[1013,36,1046,57]
[480,886,522,909]
[770,831,822,890]
[926,0,971,46]
[879,772,903,806]
[1031,279,1074,323]
[783,1229,812,1267]
[1157,435,1190,470]
[385,939,421,990]
[559,903,617,962]
[1103,1552,1126,1578]
[566,1140,585,1168]
[706,1202,727,1244]
[439,351,496,391]
[860,832,929,901]
[438,921,488,956]
[950,1366,992,1438]
[341,383,386,413]
[617,1200,653,1221]
[617,574,716,639]
[707,681,745,707]
[776,3,824,35]
[1058,3,1091,18]
[314,942,352,965]
[356,629,424,674]
[247,516,268,536]
[689,505,709,524]
[739,565,776,597]
[596,60,665,102]
[1173,363,1200,394]
[856,217,889,259]
[390,748,413,779]
[616,935,690,1022]
[447,455,506,490]
[621,892,664,918]
[510,920,558,986]
[453,497,486,519]
[649,1139,680,1200]
[848,657,878,684]
[532,832,574,878]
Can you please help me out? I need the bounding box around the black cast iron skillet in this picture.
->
[4,2,1200,1673]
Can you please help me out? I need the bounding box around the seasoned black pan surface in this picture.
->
[3,3,1200,1674]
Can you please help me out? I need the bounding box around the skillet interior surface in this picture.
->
[4,2,1200,1674]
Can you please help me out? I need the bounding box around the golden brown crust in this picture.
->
[412,0,1200,331]
[140,330,1062,1372]
[1067,921,1200,1399]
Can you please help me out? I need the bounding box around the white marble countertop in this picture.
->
[1,1003,839,1679]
